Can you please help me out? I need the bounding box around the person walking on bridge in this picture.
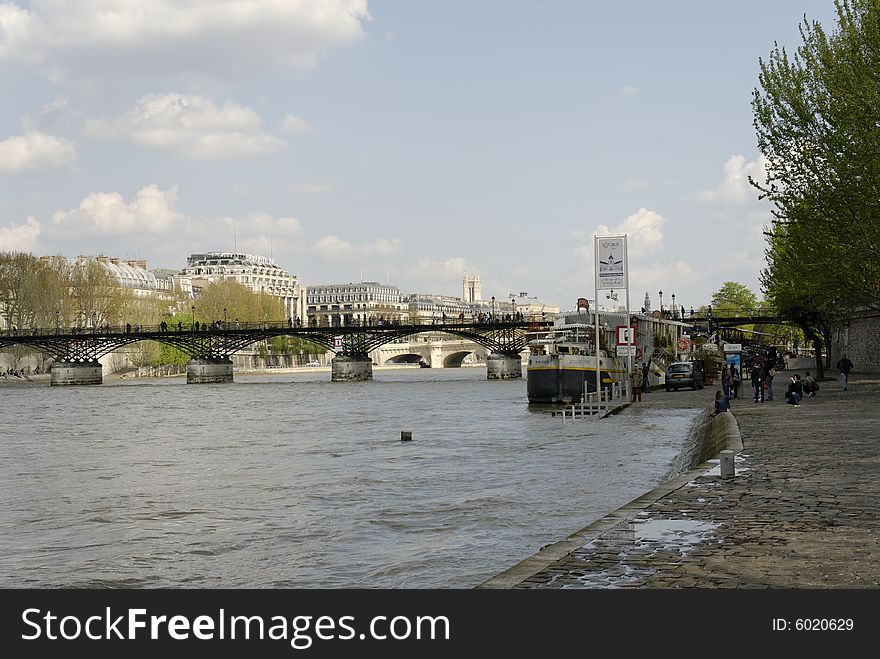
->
[836,354,854,390]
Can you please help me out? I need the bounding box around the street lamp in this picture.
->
[55,310,59,335]
[223,307,227,328]
[707,305,713,335]
[671,293,676,320]
[491,296,496,321]
[511,296,516,320]
[658,290,663,314]
[191,305,195,330]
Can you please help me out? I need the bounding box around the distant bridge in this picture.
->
[1,319,551,385]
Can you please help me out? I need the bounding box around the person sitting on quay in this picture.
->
[802,371,819,397]
[785,374,805,406]
[710,389,730,417]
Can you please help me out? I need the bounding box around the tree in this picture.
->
[192,279,285,325]
[710,282,759,317]
[753,0,880,374]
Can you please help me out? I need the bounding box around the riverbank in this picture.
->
[481,368,880,588]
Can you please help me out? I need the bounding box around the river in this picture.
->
[0,367,703,588]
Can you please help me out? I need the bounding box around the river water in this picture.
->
[0,368,702,588]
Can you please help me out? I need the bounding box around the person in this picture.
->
[721,364,732,398]
[711,389,730,416]
[730,363,740,399]
[785,374,805,406]
[751,362,764,402]
[762,356,775,401]
[836,354,854,390]
[802,371,819,397]
[631,363,643,402]
[641,362,649,394]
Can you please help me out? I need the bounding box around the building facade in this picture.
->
[182,252,301,320]
[305,281,408,327]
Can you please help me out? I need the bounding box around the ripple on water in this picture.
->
[0,370,705,588]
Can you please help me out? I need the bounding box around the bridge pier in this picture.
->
[50,361,103,386]
[331,354,373,382]
[186,358,234,384]
[486,353,522,380]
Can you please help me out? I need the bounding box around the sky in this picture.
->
[0,0,840,312]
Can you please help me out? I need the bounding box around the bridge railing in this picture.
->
[3,313,552,337]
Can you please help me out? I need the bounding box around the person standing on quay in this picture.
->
[631,363,643,402]
[751,362,764,403]
[836,354,854,390]
[721,364,732,398]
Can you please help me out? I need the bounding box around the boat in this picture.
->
[527,312,626,403]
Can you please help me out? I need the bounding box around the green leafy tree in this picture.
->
[710,282,759,317]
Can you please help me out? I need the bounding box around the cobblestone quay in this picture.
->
[482,368,880,588]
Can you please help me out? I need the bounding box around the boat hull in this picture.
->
[527,354,626,404]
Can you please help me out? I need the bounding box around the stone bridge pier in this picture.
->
[186,358,234,384]
[486,352,523,380]
[50,361,103,386]
[331,354,373,381]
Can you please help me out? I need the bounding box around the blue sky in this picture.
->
[0,1,839,312]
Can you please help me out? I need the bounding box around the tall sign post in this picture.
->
[595,235,629,401]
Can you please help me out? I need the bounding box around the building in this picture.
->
[462,272,482,304]
[406,293,472,324]
[182,252,301,320]
[305,281,408,327]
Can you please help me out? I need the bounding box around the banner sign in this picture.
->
[597,236,626,290]
[723,343,742,353]
[616,345,637,357]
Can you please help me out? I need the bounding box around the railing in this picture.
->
[3,314,550,337]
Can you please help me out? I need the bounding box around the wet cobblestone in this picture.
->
[515,371,880,589]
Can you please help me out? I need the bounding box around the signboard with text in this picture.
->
[723,343,742,353]
[616,345,637,357]
[616,325,637,345]
[597,236,626,290]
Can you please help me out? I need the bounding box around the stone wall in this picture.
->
[829,310,880,375]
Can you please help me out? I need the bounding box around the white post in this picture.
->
[594,235,601,410]
[624,234,631,402]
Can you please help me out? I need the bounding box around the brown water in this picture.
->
[0,368,701,588]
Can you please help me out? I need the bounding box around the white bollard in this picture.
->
[720,450,735,477]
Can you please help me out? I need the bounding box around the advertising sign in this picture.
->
[596,236,626,290]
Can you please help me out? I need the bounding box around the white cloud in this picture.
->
[312,234,402,260]
[278,113,310,135]
[0,0,371,81]
[595,208,665,257]
[695,154,767,205]
[51,185,187,235]
[618,84,639,96]
[0,131,75,173]
[88,93,286,160]
[290,178,335,194]
[0,216,41,251]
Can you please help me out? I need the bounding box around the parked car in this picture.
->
[665,360,705,391]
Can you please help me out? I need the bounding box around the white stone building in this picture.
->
[305,281,408,327]
[182,252,302,320]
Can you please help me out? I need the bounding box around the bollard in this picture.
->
[401,431,412,441]
[720,449,735,477]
